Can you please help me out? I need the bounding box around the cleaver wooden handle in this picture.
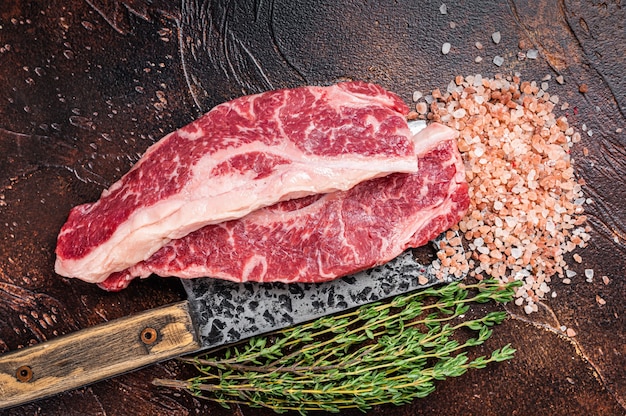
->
[0,301,201,409]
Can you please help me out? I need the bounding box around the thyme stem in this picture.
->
[155,279,521,414]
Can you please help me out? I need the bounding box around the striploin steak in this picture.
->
[100,123,469,291]
[55,82,419,284]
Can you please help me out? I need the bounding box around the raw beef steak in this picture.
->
[100,123,469,291]
[55,82,418,283]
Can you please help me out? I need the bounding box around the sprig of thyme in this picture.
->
[154,279,521,414]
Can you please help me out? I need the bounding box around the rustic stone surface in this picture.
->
[1,0,624,415]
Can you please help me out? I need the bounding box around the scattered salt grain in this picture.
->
[526,49,539,59]
[491,31,501,44]
[566,328,577,337]
[440,3,448,14]
[493,55,504,66]
[474,56,483,63]
[442,42,451,55]
[412,91,423,102]
[475,41,483,49]
[585,269,594,282]
[596,295,606,305]
[556,75,565,84]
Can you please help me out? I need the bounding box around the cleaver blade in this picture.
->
[184,233,461,349]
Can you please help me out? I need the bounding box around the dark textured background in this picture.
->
[0,1,625,414]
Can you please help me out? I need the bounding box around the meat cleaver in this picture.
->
[0,236,464,409]
[0,121,465,409]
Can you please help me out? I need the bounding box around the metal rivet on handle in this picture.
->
[140,327,158,345]
[16,365,33,382]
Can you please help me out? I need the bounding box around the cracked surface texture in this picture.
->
[0,0,624,415]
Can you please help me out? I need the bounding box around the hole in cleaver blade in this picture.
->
[182,231,466,349]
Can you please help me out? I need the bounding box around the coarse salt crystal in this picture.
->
[412,91,423,102]
[511,247,523,259]
[493,55,504,66]
[440,3,448,14]
[527,49,539,59]
[475,41,483,49]
[474,56,483,63]
[505,217,518,227]
[453,108,466,118]
[442,42,451,55]
[585,269,594,280]
[492,31,501,44]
